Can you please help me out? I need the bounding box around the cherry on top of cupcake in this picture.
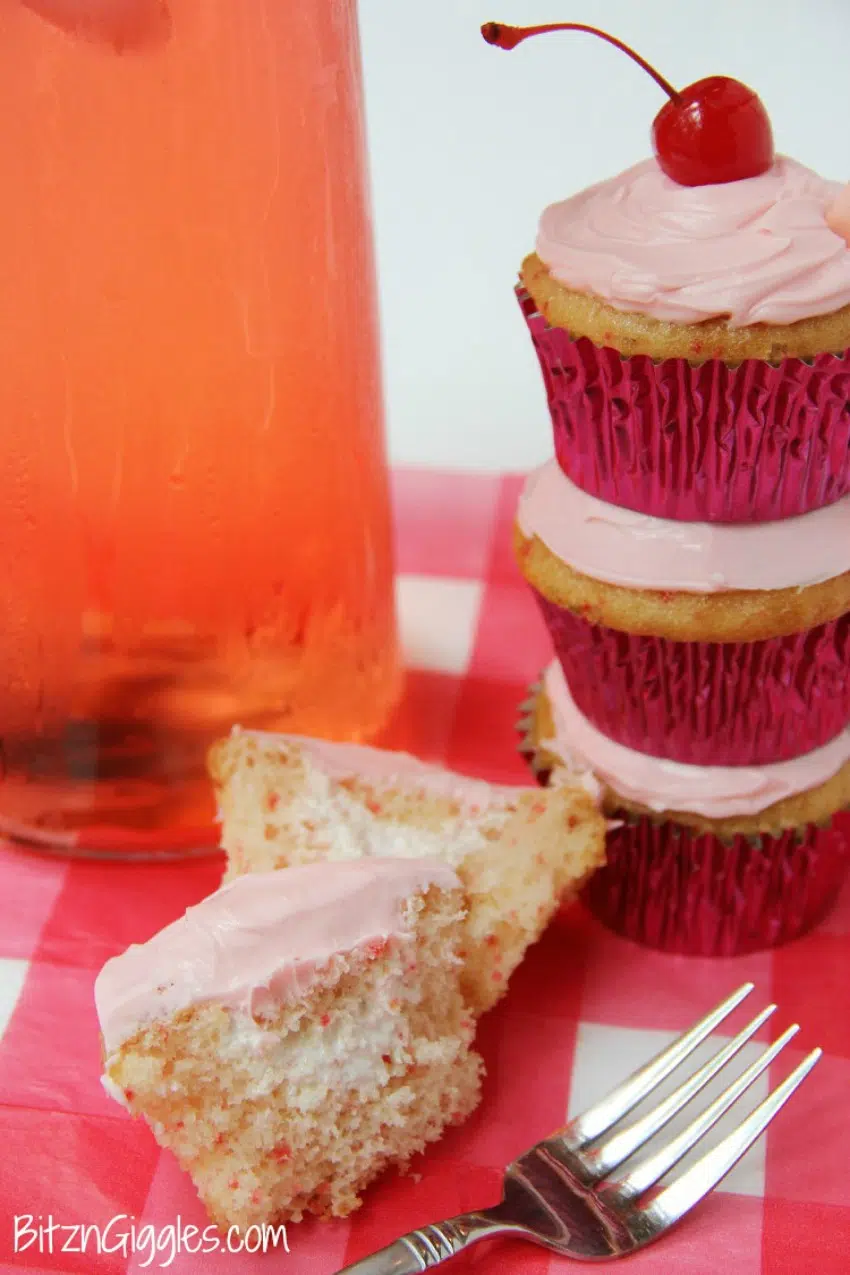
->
[481,20,773,188]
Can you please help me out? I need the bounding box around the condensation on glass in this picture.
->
[0,1,400,856]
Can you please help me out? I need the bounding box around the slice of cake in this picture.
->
[95,858,482,1229]
[208,732,606,1014]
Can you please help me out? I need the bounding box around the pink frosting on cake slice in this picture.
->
[95,858,459,1056]
[242,731,528,804]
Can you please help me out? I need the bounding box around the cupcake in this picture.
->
[483,22,850,524]
[516,461,850,766]
[523,661,850,956]
[518,155,850,524]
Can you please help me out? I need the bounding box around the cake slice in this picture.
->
[95,858,482,1229]
[208,732,606,1014]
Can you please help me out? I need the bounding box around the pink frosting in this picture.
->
[518,461,850,593]
[543,661,850,820]
[94,858,459,1055]
[536,156,850,326]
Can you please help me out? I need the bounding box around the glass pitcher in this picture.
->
[0,0,400,855]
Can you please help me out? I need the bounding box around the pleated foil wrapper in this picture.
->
[583,814,850,957]
[533,590,850,766]
[516,682,850,956]
[517,286,850,524]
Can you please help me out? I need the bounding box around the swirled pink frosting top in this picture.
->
[536,156,850,326]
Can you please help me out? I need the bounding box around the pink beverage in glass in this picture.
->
[0,0,400,854]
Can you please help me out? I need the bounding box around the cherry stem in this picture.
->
[481,21,681,103]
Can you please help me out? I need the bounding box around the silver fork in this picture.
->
[335,983,819,1271]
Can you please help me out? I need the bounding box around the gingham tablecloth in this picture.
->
[0,468,848,1275]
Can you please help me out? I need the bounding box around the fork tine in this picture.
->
[639,1048,821,1233]
[604,1023,799,1204]
[566,982,754,1146]
[586,1003,777,1177]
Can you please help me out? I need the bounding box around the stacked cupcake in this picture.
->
[510,124,850,953]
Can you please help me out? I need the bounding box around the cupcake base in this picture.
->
[519,679,850,957]
[517,283,850,524]
[532,589,850,766]
[584,815,849,957]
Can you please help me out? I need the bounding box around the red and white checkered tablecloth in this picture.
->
[0,467,848,1275]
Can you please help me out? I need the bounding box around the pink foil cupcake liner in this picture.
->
[582,814,850,956]
[533,590,850,766]
[517,287,850,524]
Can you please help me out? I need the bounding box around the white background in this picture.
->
[359,0,850,471]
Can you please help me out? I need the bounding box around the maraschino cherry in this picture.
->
[481,21,774,187]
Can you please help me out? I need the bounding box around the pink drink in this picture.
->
[0,0,400,853]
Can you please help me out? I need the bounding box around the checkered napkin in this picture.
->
[0,469,847,1275]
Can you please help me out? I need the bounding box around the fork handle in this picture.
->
[334,1212,507,1273]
